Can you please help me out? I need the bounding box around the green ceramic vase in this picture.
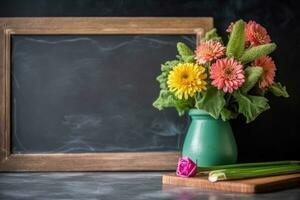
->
[182,109,238,167]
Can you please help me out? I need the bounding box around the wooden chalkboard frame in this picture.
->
[0,17,213,171]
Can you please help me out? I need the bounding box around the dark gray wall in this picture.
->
[1,0,299,161]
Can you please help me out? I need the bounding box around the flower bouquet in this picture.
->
[153,19,289,122]
[153,19,289,167]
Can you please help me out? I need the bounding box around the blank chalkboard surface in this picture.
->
[11,35,195,154]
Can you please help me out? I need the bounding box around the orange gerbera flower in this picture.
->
[253,56,276,89]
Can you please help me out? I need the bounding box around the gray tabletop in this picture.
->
[0,172,299,200]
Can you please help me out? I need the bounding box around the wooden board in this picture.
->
[162,173,300,193]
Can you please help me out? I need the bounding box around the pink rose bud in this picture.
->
[176,157,198,177]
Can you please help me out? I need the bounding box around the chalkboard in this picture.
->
[11,35,195,153]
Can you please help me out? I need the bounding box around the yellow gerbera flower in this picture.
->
[167,63,207,100]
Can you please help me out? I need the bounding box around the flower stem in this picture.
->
[208,164,300,182]
[198,160,300,171]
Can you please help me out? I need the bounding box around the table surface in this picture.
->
[0,172,300,200]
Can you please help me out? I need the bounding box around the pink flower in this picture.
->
[245,21,271,46]
[195,40,225,64]
[226,20,271,47]
[210,58,245,93]
[253,56,276,89]
[176,157,197,177]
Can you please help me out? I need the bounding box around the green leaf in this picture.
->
[220,108,236,121]
[153,90,191,116]
[269,82,289,98]
[233,91,270,123]
[240,43,277,64]
[161,60,179,72]
[226,20,245,58]
[156,60,180,89]
[241,66,263,93]
[183,55,195,62]
[195,87,226,119]
[156,74,167,89]
[177,42,194,57]
[203,28,223,43]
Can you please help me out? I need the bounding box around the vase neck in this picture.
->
[190,115,214,120]
[189,109,218,120]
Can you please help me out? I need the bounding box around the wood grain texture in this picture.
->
[162,173,300,193]
[0,17,213,34]
[0,152,181,171]
[0,29,4,161]
[0,17,213,171]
